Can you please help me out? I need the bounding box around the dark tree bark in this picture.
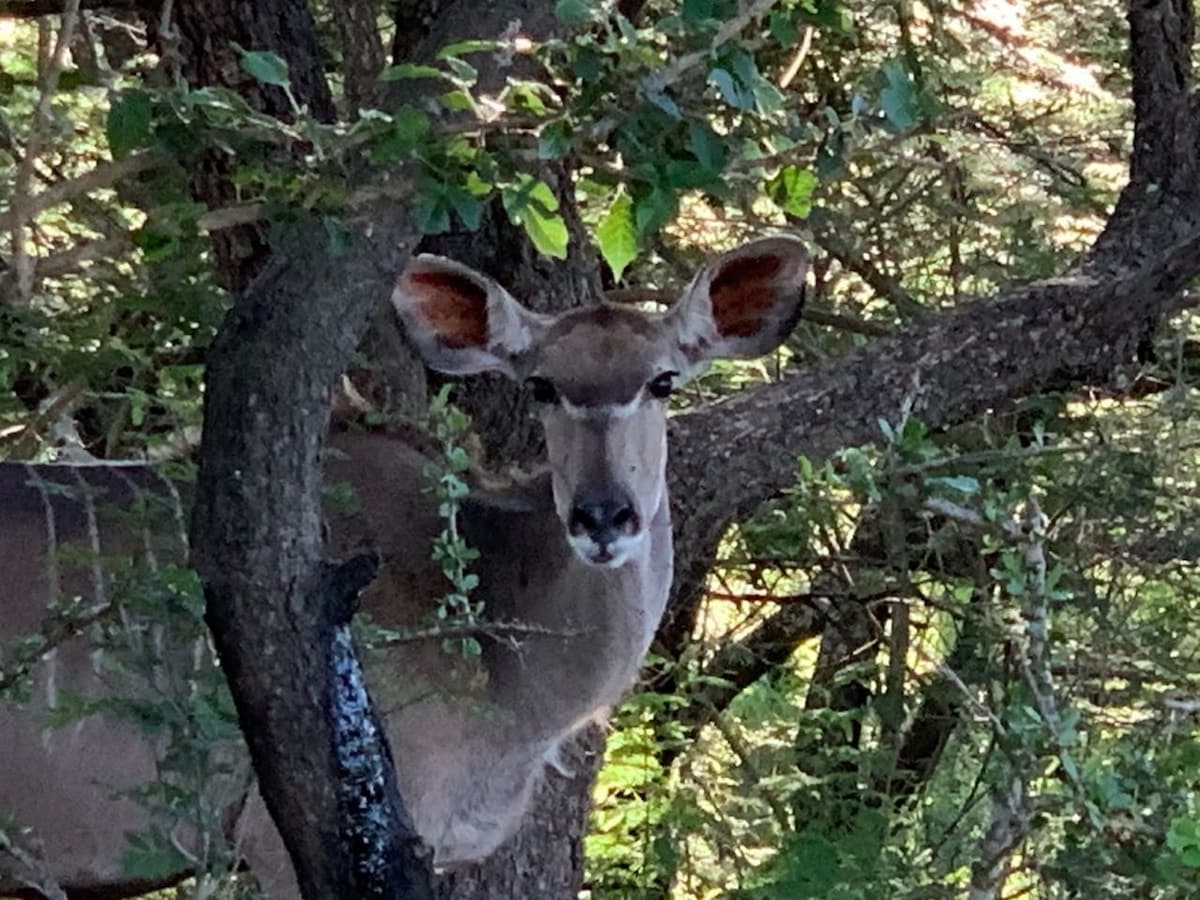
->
[191,209,435,899]
[664,0,1200,633]
[171,0,335,291]
[330,0,386,113]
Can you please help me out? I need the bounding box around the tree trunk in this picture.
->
[191,210,435,899]
[172,0,335,291]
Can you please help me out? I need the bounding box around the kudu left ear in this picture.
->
[392,255,548,377]
[667,236,809,369]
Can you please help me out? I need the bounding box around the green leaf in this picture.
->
[769,10,799,44]
[596,191,638,281]
[555,0,594,26]
[880,60,918,129]
[107,90,152,159]
[238,49,290,88]
[502,176,568,259]
[508,80,554,115]
[632,184,676,237]
[413,182,452,235]
[708,67,750,110]
[121,830,190,881]
[441,90,475,111]
[367,107,430,163]
[767,164,817,218]
[682,0,715,25]
[688,122,727,172]
[447,186,484,230]
[442,57,478,85]
[538,121,573,160]
[134,226,179,262]
[379,63,443,81]
[643,83,682,119]
[571,47,603,82]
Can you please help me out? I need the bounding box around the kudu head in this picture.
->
[393,237,809,568]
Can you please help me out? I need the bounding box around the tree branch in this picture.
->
[0,150,163,234]
[1088,0,1198,269]
[667,225,1200,633]
[808,207,928,321]
[8,0,79,305]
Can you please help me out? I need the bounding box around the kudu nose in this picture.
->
[569,497,640,547]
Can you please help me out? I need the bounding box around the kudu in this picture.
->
[0,236,809,897]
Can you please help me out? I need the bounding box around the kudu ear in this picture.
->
[667,236,809,370]
[393,255,548,377]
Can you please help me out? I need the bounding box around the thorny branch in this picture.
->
[968,497,1060,900]
[642,0,779,95]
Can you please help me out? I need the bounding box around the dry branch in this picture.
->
[8,0,80,304]
[0,150,163,234]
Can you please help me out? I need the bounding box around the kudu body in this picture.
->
[0,237,808,897]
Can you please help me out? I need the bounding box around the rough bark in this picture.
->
[172,0,335,291]
[190,209,433,899]
[330,0,386,114]
[665,224,1200,638]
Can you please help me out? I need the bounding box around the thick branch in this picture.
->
[667,226,1200,621]
[1088,0,1198,269]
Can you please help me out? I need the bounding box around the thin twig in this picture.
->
[0,150,163,234]
[643,0,780,96]
[9,0,81,305]
[778,25,814,88]
[0,602,117,694]
[376,619,589,648]
[1,376,88,458]
[897,443,1086,477]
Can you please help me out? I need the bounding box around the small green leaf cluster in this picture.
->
[423,385,483,660]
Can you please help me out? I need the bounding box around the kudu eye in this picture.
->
[525,376,559,405]
[647,371,678,400]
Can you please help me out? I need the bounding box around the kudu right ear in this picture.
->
[393,255,548,377]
